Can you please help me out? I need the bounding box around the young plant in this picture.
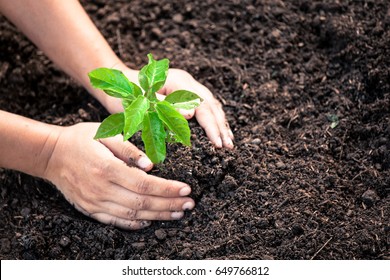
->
[88,54,202,164]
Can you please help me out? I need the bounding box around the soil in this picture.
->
[0,0,389,260]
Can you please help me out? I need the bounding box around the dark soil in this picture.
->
[0,0,389,260]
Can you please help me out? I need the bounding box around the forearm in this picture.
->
[0,110,60,178]
[0,0,130,106]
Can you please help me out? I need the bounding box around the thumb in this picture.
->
[99,135,153,171]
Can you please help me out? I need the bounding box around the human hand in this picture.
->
[42,122,195,230]
[102,67,234,149]
[161,68,234,149]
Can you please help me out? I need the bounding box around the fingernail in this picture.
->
[214,137,223,148]
[225,137,234,148]
[179,186,191,196]
[171,211,184,219]
[137,157,152,170]
[182,201,195,210]
[180,109,194,118]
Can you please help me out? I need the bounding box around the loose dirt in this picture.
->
[0,0,389,259]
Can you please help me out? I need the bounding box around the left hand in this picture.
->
[102,67,234,149]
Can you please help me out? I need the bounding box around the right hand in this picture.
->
[42,122,195,230]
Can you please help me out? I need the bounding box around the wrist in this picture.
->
[34,125,62,179]
[114,63,139,81]
[0,110,63,179]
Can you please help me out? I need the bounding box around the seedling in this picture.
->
[88,54,202,164]
[327,114,339,129]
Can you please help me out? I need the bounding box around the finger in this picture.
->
[156,92,166,100]
[90,213,151,230]
[112,163,192,197]
[99,136,153,171]
[72,198,152,230]
[191,84,232,148]
[195,104,223,148]
[196,100,234,149]
[196,83,234,147]
[212,105,234,149]
[156,92,195,119]
[102,202,185,220]
[109,181,195,211]
[179,108,195,119]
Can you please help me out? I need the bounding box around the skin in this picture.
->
[0,0,234,230]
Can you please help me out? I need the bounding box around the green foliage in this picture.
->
[142,111,166,164]
[89,54,202,164]
[139,54,169,95]
[88,68,141,99]
[164,90,202,110]
[123,96,150,141]
[94,113,124,139]
[155,101,191,146]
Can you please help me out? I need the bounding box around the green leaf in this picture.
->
[122,97,135,110]
[139,54,169,94]
[88,68,142,98]
[123,96,150,141]
[131,84,143,98]
[155,101,191,146]
[94,113,124,139]
[165,90,203,110]
[141,111,166,164]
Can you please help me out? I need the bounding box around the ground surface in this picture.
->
[0,0,389,260]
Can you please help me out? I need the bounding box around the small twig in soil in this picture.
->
[338,129,348,160]
[311,237,333,260]
[278,198,289,208]
[351,168,369,181]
